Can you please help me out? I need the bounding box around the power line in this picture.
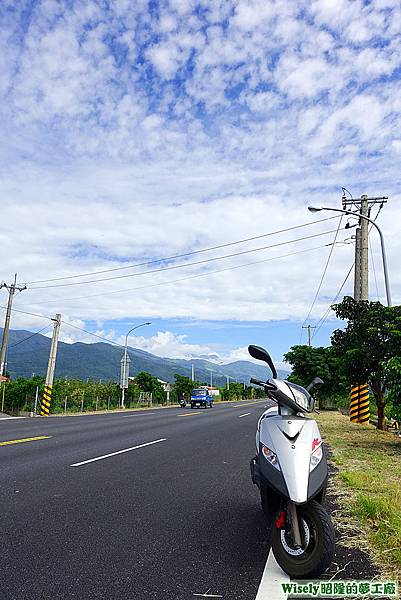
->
[0,304,124,349]
[28,227,347,290]
[21,215,341,286]
[369,203,383,302]
[60,321,125,348]
[2,244,342,347]
[26,243,333,306]
[302,215,344,328]
[312,263,354,339]
[0,305,53,322]
[7,326,51,349]
[311,204,385,340]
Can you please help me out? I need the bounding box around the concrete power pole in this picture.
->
[0,274,27,376]
[353,228,362,302]
[342,194,388,302]
[342,193,388,427]
[302,324,316,347]
[191,363,195,382]
[40,314,61,416]
[360,195,369,301]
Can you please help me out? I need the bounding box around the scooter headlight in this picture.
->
[310,442,323,472]
[261,445,281,471]
[290,386,310,412]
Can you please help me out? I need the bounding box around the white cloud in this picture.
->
[0,0,400,351]
[147,42,181,79]
[121,330,216,359]
[231,1,275,30]
[276,55,338,99]
[220,346,256,364]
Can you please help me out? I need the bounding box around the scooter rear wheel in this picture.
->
[272,500,335,578]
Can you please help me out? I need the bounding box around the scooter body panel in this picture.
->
[257,412,325,504]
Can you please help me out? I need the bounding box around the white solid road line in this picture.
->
[238,412,251,418]
[70,438,167,467]
[255,550,290,600]
[0,416,26,421]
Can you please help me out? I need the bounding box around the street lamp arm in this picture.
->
[124,322,152,348]
[309,206,377,230]
[308,206,392,306]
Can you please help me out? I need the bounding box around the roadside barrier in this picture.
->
[40,385,52,416]
[350,384,370,424]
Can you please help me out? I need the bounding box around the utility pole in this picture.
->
[191,363,195,382]
[226,375,230,390]
[302,324,316,347]
[40,314,61,416]
[353,227,362,302]
[360,195,369,301]
[0,274,27,376]
[120,352,130,409]
[342,192,388,427]
[342,193,388,302]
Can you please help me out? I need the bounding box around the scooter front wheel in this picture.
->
[272,500,335,578]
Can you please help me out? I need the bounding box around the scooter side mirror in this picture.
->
[248,345,278,379]
[306,377,324,392]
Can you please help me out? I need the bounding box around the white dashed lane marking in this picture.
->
[70,438,167,467]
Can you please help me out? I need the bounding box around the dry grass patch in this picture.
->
[316,411,401,582]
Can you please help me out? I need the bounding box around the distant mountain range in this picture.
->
[3,328,289,385]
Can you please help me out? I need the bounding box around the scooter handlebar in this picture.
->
[250,377,277,388]
[250,377,265,386]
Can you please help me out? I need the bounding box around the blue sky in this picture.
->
[0,0,400,365]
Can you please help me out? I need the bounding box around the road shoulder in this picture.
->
[316,411,401,587]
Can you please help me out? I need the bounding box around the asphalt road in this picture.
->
[0,401,274,600]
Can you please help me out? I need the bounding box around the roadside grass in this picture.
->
[316,410,401,582]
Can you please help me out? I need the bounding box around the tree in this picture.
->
[383,357,401,423]
[331,297,401,430]
[222,382,244,401]
[283,345,346,408]
[173,374,196,401]
[133,371,165,403]
[2,375,45,413]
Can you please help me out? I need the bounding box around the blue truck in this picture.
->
[190,388,214,409]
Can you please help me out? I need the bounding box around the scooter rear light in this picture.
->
[261,444,281,471]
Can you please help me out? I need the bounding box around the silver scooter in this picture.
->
[248,344,335,578]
